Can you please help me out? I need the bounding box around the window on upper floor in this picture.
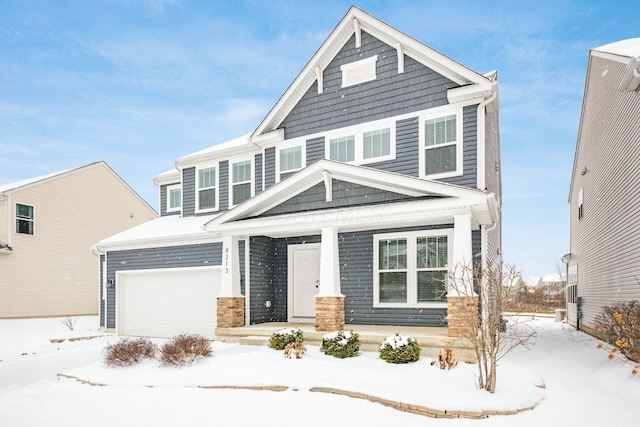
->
[374,229,451,307]
[231,159,252,206]
[16,203,34,235]
[166,184,181,212]
[197,165,217,211]
[419,107,463,179]
[278,145,303,181]
[326,124,394,165]
[578,188,584,220]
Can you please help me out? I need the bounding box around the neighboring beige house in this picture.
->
[0,162,157,318]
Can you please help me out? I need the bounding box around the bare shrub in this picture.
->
[595,300,640,363]
[61,316,76,331]
[431,347,458,370]
[449,261,535,393]
[160,334,212,366]
[103,338,158,367]
[284,342,306,359]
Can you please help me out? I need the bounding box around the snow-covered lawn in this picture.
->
[0,316,638,426]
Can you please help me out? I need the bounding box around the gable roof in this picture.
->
[0,161,155,214]
[204,159,497,232]
[250,6,495,140]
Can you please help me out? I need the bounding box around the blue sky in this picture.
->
[0,0,637,277]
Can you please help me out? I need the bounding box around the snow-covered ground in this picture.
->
[0,316,638,426]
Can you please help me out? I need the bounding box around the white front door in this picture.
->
[288,244,320,318]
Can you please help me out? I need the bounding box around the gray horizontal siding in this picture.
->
[218,160,229,213]
[264,147,276,189]
[159,182,181,217]
[306,136,325,164]
[99,255,105,327]
[182,167,196,217]
[262,180,424,216]
[569,55,640,329]
[280,30,458,139]
[254,153,263,195]
[104,243,223,328]
[249,236,275,324]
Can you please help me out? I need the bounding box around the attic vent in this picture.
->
[341,55,378,88]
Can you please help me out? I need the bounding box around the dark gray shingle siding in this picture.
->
[280,31,458,139]
[306,137,325,164]
[264,147,276,189]
[159,183,181,217]
[254,153,263,194]
[219,160,229,212]
[182,167,196,217]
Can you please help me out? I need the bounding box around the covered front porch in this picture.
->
[215,322,477,362]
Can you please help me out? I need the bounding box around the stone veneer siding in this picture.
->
[315,296,345,332]
[217,297,245,328]
[447,296,478,338]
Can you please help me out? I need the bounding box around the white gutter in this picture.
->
[476,82,499,191]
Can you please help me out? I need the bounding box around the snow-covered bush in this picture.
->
[103,338,158,367]
[269,327,304,350]
[160,334,212,366]
[379,333,421,364]
[321,330,360,358]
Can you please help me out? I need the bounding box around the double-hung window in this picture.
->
[363,128,391,160]
[16,203,34,235]
[197,165,217,211]
[420,107,463,178]
[374,230,451,307]
[166,184,181,212]
[231,160,252,206]
[278,145,303,181]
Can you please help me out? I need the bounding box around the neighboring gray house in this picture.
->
[93,7,501,339]
[565,38,640,333]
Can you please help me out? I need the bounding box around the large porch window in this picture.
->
[374,229,452,307]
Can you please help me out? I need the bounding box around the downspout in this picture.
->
[476,85,498,191]
[4,194,11,248]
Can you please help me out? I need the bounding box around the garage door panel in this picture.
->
[118,268,221,338]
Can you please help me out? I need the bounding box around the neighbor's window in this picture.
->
[231,160,252,206]
[329,135,355,163]
[578,188,584,220]
[167,184,181,212]
[374,230,451,306]
[197,166,217,210]
[279,146,302,181]
[16,203,34,235]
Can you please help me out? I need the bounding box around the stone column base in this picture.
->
[315,296,345,332]
[217,297,245,328]
[447,295,478,338]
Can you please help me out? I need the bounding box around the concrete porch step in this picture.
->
[238,335,270,346]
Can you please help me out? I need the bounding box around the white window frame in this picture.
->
[419,105,464,179]
[166,184,182,213]
[324,119,396,166]
[15,203,35,235]
[578,188,584,220]
[276,142,305,182]
[373,229,453,308]
[195,162,219,213]
[341,55,378,88]
[229,157,254,208]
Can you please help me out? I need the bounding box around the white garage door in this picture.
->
[117,267,221,338]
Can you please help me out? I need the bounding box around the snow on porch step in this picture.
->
[239,335,271,346]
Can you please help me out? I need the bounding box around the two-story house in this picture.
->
[565,38,640,333]
[93,7,501,339]
[0,161,157,318]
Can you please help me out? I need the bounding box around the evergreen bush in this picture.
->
[321,330,360,358]
[269,327,304,350]
[379,333,421,364]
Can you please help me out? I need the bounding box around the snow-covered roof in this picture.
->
[524,277,542,287]
[175,133,253,166]
[0,167,77,194]
[542,273,564,283]
[93,214,220,252]
[594,37,640,58]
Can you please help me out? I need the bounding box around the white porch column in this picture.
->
[317,227,342,296]
[220,235,242,297]
[450,214,475,296]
